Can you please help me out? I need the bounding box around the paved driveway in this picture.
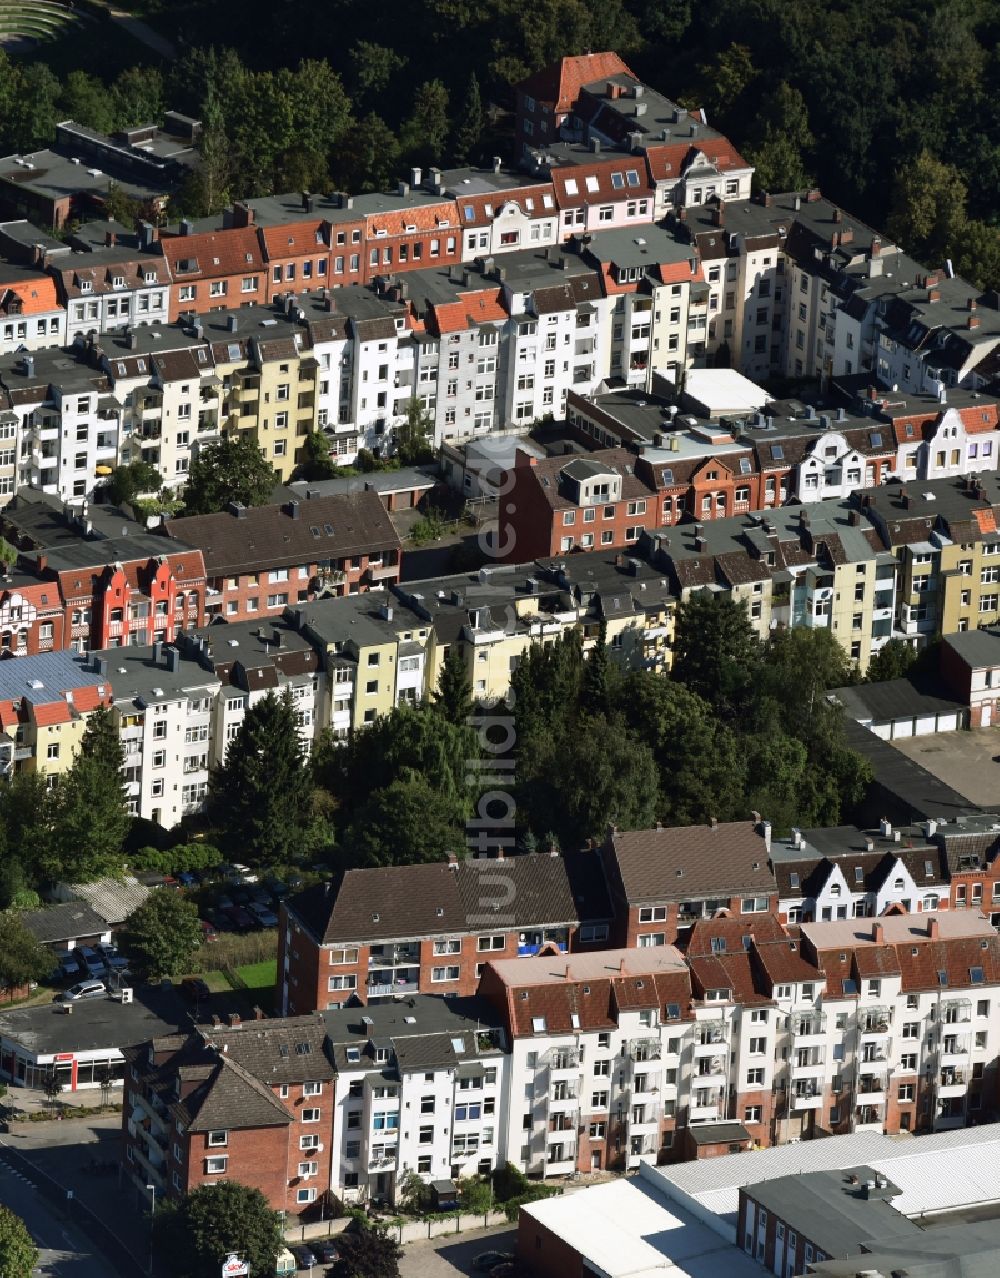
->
[399,1225,518,1278]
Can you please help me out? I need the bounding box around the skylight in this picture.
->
[970,966,985,984]
[451,1036,466,1053]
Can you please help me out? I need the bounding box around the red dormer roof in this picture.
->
[364,201,460,237]
[259,221,330,261]
[518,53,636,115]
[427,288,507,336]
[551,155,653,208]
[31,701,71,727]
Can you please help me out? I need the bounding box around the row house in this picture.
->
[163,490,401,626]
[121,1015,337,1217]
[228,192,365,294]
[41,534,206,652]
[0,646,111,781]
[770,822,949,923]
[942,627,1000,728]
[356,187,462,284]
[53,248,171,345]
[325,997,508,1207]
[450,164,560,261]
[0,265,65,356]
[278,850,613,1015]
[600,820,778,950]
[878,387,1000,482]
[158,227,268,321]
[514,52,636,150]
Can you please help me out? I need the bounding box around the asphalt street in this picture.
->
[0,1144,112,1278]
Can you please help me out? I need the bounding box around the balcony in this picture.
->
[629,1039,662,1064]
[940,1036,971,1061]
[939,1068,968,1096]
[518,930,569,957]
[857,1074,887,1103]
[368,1149,398,1171]
[941,999,973,1026]
[858,1046,892,1072]
[791,1049,826,1078]
[694,1022,728,1054]
[369,946,419,967]
[689,1095,723,1123]
[855,1105,884,1129]
[365,561,399,583]
[695,1054,727,1080]
[545,1048,581,1075]
[627,1103,662,1133]
[547,1082,580,1113]
[792,1082,823,1110]
[791,1012,827,1040]
[858,1007,891,1036]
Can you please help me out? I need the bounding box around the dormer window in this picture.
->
[79,280,92,293]
[113,276,124,289]
[144,272,155,284]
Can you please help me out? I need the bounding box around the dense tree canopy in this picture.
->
[181,435,276,517]
[154,1182,283,1278]
[0,1205,38,1278]
[120,890,203,978]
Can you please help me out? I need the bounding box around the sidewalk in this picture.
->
[4,1083,120,1117]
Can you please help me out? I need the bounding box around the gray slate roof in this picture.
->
[607,822,775,903]
[20,901,109,946]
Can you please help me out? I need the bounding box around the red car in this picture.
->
[200,919,219,943]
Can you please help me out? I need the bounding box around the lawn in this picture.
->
[231,959,277,992]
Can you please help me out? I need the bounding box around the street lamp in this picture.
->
[146,1183,157,1277]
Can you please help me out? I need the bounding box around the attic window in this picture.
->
[854,867,864,884]
[771,444,784,460]
[346,1047,360,1063]
[583,985,591,995]
[278,1044,289,1058]
[870,432,883,447]
[295,1042,312,1055]
[711,938,726,954]
[635,980,645,989]
[519,991,529,1001]
[664,1002,680,1020]
[372,912,380,923]
[937,970,949,987]
[844,978,858,994]
[450,1037,465,1053]
[531,1016,547,1032]
[790,872,800,889]
[924,860,934,877]
[905,424,914,437]
[570,1013,581,1029]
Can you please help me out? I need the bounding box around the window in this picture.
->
[205,1155,228,1174]
[432,966,459,982]
[301,1108,321,1123]
[207,1131,228,1146]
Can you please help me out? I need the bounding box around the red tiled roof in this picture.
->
[259,222,329,260]
[31,701,71,727]
[0,275,59,315]
[72,685,109,713]
[159,228,265,280]
[364,201,459,237]
[551,156,653,207]
[896,934,1000,992]
[518,53,635,114]
[959,404,1000,434]
[974,508,997,535]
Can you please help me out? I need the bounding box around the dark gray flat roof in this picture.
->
[0,985,189,1060]
[830,677,965,723]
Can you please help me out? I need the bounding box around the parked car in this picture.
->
[313,1242,338,1264]
[250,903,279,928]
[73,947,105,979]
[96,944,129,972]
[61,980,106,1002]
[226,906,256,931]
[176,871,197,888]
[200,918,219,943]
[226,862,259,885]
[266,876,289,897]
[473,1252,514,1273]
[180,977,210,1002]
[52,955,80,981]
[290,1245,317,1270]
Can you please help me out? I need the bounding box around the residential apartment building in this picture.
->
[600,820,778,949]
[121,1014,337,1216]
[325,996,508,1207]
[163,491,402,625]
[278,851,613,1015]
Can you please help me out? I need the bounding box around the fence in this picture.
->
[0,1140,145,1278]
[287,1208,511,1245]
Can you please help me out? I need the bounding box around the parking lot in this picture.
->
[398,1226,519,1278]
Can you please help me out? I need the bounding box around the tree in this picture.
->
[104,459,161,506]
[343,775,466,867]
[580,623,618,717]
[396,398,434,465]
[110,66,165,131]
[350,42,409,108]
[887,149,967,261]
[748,82,814,192]
[181,434,276,516]
[0,537,16,569]
[399,80,450,167]
[451,72,484,166]
[952,218,1000,292]
[0,913,55,993]
[119,890,203,979]
[295,430,336,481]
[209,691,314,863]
[671,592,761,720]
[866,637,918,683]
[61,70,115,134]
[154,1181,283,1278]
[44,707,129,882]
[459,1175,492,1214]
[330,1221,402,1278]
[433,643,472,721]
[334,113,400,194]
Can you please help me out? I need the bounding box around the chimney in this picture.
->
[870,235,881,257]
[968,297,977,312]
[447,851,458,867]
[105,230,116,248]
[166,647,180,673]
[969,314,981,330]
[872,922,884,943]
[227,314,238,333]
[713,203,725,227]
[180,218,194,236]
[227,1012,241,1028]
[619,957,627,974]
[286,499,300,520]
[710,816,718,829]
[927,918,939,940]
[398,181,409,197]
[253,1005,265,1021]
[928,287,941,303]
[833,208,842,223]
[410,167,422,188]
[606,80,620,99]
[762,192,772,208]
[301,191,313,213]
[589,136,602,154]
[848,509,861,526]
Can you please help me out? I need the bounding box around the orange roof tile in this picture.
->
[0,276,59,316]
[519,53,636,114]
[959,403,1000,434]
[72,685,109,713]
[364,201,459,237]
[31,701,70,727]
[260,222,330,260]
[0,702,18,731]
[974,508,997,535]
